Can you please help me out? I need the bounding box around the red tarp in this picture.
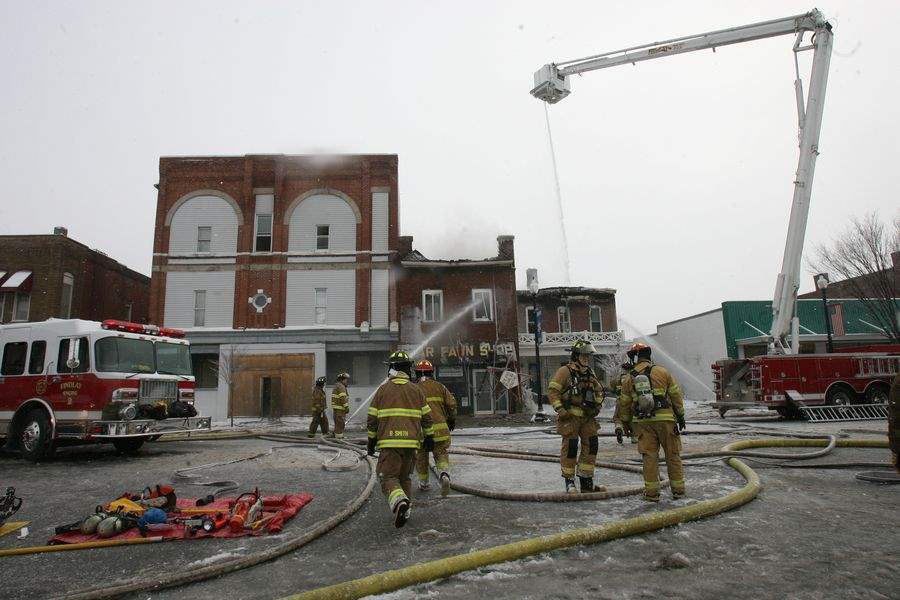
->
[49,493,313,545]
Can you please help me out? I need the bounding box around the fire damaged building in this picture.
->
[150,154,400,421]
[397,235,520,415]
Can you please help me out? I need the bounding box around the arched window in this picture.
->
[287,193,357,254]
[167,193,241,255]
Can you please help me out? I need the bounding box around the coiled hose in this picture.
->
[282,437,887,600]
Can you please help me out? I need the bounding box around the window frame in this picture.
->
[525,306,537,334]
[472,289,493,322]
[314,288,327,325]
[60,272,74,318]
[254,214,273,253]
[422,290,443,323]
[589,305,603,332]
[28,340,47,375]
[197,226,212,253]
[557,306,571,333]
[12,291,30,322]
[315,225,330,251]
[56,337,90,374]
[1,341,28,375]
[194,290,207,327]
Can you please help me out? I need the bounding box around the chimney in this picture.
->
[497,235,515,261]
[54,226,68,237]
[398,235,413,257]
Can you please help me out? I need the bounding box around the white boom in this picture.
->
[531,10,833,354]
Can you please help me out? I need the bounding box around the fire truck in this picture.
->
[0,318,211,460]
[712,346,898,420]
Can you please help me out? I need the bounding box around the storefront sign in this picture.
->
[421,341,516,362]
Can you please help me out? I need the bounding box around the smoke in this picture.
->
[413,221,508,261]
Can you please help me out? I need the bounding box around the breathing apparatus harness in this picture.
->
[630,362,669,419]
[564,364,600,415]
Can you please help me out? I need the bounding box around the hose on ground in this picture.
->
[0,536,164,557]
[54,436,375,600]
[281,437,887,600]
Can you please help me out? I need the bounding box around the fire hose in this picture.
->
[281,437,887,600]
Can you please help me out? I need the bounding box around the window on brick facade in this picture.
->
[472,289,493,322]
[197,226,212,252]
[590,305,603,332]
[255,215,272,252]
[13,292,29,322]
[422,290,443,323]
[315,288,327,325]
[316,225,330,250]
[558,306,571,333]
[0,293,6,323]
[194,290,206,327]
[525,307,537,334]
[125,302,133,321]
[60,272,74,318]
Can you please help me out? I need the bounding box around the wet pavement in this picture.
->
[0,408,896,600]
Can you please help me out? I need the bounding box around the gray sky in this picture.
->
[1,1,897,333]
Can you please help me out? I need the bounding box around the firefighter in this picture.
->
[307,376,330,438]
[889,371,899,473]
[548,339,606,493]
[614,362,637,444]
[413,360,457,496]
[329,372,351,439]
[367,351,435,528]
[618,342,686,501]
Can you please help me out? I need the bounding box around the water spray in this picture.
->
[345,299,482,425]
[543,103,571,285]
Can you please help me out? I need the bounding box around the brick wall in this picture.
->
[0,234,149,323]
[151,154,398,328]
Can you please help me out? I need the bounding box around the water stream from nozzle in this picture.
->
[544,103,572,285]
[345,299,482,425]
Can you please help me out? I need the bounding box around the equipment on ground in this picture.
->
[229,489,261,532]
[0,487,22,527]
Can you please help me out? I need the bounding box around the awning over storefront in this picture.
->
[0,270,33,292]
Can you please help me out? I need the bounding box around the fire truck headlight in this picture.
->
[118,403,138,421]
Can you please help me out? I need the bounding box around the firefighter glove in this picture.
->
[366,438,377,456]
[423,435,435,452]
[447,417,455,431]
[676,414,686,431]
[556,407,569,420]
[615,427,624,445]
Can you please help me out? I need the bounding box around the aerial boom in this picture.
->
[531,10,833,354]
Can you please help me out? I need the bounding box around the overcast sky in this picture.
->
[1,1,897,333]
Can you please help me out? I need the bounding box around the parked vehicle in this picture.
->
[0,319,210,460]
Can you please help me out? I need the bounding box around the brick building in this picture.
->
[0,228,149,325]
[398,235,519,415]
[517,286,624,399]
[151,154,399,420]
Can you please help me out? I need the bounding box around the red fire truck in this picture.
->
[0,318,211,460]
[712,345,899,419]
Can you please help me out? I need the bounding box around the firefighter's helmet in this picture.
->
[385,351,412,367]
[336,372,350,382]
[570,340,597,355]
[414,360,434,374]
[627,342,651,359]
[315,376,327,387]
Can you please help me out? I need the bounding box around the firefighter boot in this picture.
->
[564,478,577,494]
[393,498,411,528]
[579,476,607,494]
[439,472,451,498]
[418,476,431,492]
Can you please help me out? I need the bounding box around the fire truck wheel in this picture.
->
[112,438,145,455]
[865,383,890,405]
[18,408,55,462]
[825,385,856,407]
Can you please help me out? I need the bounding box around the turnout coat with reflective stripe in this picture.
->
[331,382,350,412]
[367,373,434,450]
[547,361,602,417]
[417,377,457,442]
[617,359,684,424]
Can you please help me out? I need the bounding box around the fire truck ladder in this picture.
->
[786,390,889,422]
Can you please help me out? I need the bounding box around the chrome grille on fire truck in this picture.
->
[139,379,178,403]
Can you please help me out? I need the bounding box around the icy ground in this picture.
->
[0,406,896,600]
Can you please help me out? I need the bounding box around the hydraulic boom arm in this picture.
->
[531,10,833,354]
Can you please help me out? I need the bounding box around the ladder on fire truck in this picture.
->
[796,402,889,423]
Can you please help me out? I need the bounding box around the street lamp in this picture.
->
[815,273,834,353]
[526,268,547,422]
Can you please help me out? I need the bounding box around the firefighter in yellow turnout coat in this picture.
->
[307,376,329,438]
[367,351,435,528]
[618,343,686,501]
[413,360,457,496]
[548,340,607,493]
[330,372,350,439]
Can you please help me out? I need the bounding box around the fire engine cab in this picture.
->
[0,318,211,460]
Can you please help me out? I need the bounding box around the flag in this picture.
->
[829,303,845,337]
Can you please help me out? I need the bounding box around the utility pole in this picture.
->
[527,269,548,422]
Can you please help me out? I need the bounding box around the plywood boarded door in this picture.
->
[231,353,314,417]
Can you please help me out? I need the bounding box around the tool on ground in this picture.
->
[229,488,261,532]
[0,487,22,527]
